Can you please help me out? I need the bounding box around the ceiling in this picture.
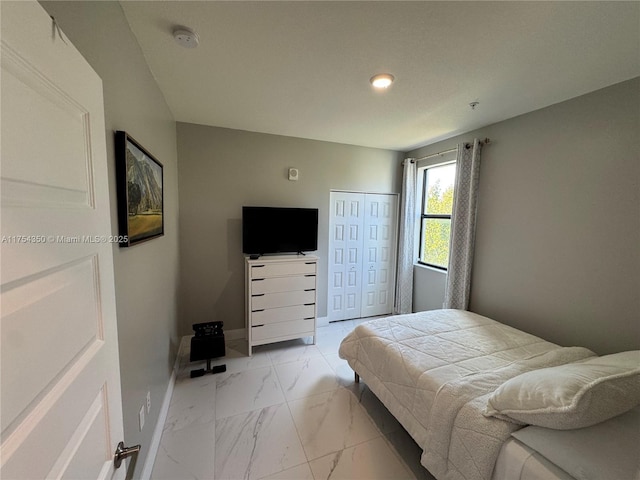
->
[121,1,640,151]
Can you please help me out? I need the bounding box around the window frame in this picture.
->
[417,161,456,271]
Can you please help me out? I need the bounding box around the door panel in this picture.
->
[328,192,397,321]
[1,2,124,479]
[1,257,102,434]
[328,192,364,320]
[361,194,398,318]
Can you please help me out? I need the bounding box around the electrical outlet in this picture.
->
[138,405,145,431]
[146,391,151,414]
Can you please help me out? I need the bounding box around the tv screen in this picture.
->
[242,206,318,255]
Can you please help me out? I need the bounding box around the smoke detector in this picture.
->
[173,28,199,48]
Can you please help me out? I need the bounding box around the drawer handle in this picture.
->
[304,274,316,277]
[252,278,265,282]
[304,303,315,306]
[252,293,265,297]
[304,288,315,292]
[305,262,315,265]
[252,324,265,328]
[252,309,265,312]
[252,265,265,268]
[304,317,315,320]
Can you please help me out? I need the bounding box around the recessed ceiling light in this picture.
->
[370,73,394,89]
[173,28,199,48]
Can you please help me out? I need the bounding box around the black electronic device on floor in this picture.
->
[190,321,227,378]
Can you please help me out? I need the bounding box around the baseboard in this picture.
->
[139,337,188,480]
[316,316,329,328]
[225,328,246,340]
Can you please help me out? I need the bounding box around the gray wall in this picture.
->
[176,123,403,333]
[40,2,181,476]
[408,77,640,355]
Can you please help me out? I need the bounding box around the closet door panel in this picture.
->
[328,192,396,322]
[361,194,398,318]
[328,192,364,321]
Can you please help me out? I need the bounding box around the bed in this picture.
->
[338,309,640,480]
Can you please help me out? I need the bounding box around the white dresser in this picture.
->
[245,255,318,355]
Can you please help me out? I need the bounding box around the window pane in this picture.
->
[421,218,451,268]
[424,163,456,215]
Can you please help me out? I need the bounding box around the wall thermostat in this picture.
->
[288,168,299,181]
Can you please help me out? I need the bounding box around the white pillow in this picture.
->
[484,351,640,429]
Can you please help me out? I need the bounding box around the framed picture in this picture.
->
[115,131,164,247]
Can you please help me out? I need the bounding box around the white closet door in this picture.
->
[361,194,398,318]
[328,192,365,321]
[328,192,398,322]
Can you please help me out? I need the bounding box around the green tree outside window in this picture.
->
[420,163,455,269]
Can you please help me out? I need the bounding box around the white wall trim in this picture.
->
[414,263,448,275]
[316,316,329,328]
[139,337,188,480]
[225,328,245,340]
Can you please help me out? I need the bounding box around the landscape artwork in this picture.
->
[115,131,164,246]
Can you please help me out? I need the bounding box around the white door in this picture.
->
[361,194,398,318]
[1,2,126,479]
[328,192,398,322]
[328,192,365,321]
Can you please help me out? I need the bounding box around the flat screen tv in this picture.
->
[242,206,318,255]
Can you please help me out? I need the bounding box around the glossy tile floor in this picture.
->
[151,320,436,480]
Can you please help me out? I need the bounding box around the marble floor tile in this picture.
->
[384,429,436,480]
[315,328,350,355]
[210,343,272,374]
[164,369,217,432]
[154,332,430,480]
[215,366,285,419]
[274,355,342,401]
[288,387,382,460]
[257,462,314,480]
[323,353,359,386]
[323,319,355,333]
[152,418,216,480]
[264,339,323,365]
[351,384,403,435]
[215,403,307,480]
[308,436,414,480]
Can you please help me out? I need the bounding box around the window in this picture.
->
[419,162,456,269]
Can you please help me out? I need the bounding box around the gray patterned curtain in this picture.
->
[395,158,416,314]
[444,139,482,310]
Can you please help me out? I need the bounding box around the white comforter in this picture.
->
[338,309,595,480]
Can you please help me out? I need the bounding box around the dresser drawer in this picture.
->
[251,289,315,310]
[251,304,315,326]
[251,275,315,295]
[250,261,316,279]
[251,318,315,342]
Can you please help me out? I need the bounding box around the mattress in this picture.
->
[497,406,640,480]
[338,309,595,480]
[492,438,575,480]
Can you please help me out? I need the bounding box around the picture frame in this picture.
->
[115,131,164,247]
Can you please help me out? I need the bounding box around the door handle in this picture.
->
[114,441,141,468]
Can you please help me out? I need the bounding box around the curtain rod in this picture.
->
[408,138,491,163]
